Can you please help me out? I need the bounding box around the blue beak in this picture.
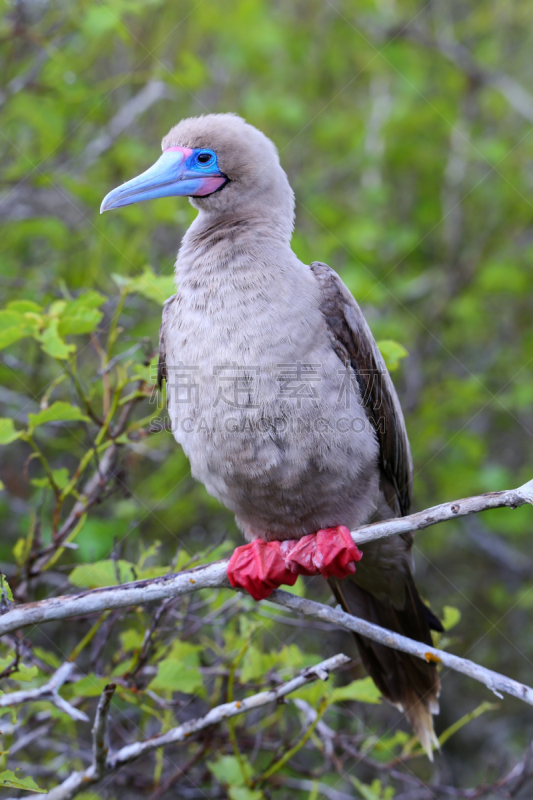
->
[100,147,227,213]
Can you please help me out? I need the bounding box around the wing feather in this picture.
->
[157,294,177,390]
[310,261,412,516]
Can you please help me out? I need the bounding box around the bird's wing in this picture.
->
[311,263,440,753]
[157,294,177,390]
[310,261,412,516]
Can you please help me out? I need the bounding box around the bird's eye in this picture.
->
[197,151,214,165]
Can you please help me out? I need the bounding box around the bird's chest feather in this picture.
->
[163,245,379,536]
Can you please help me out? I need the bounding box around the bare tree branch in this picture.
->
[19,654,350,800]
[351,479,533,546]
[81,80,172,166]
[0,662,88,722]
[92,683,115,779]
[1,482,533,719]
[266,590,533,706]
[2,480,532,636]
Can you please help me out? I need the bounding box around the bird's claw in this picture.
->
[226,539,298,601]
[227,525,362,601]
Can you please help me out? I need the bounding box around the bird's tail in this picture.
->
[329,574,442,759]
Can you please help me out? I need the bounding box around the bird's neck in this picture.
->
[176,210,294,288]
[173,208,320,360]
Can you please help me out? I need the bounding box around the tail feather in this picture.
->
[329,574,441,760]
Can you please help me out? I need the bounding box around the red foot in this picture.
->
[227,526,362,601]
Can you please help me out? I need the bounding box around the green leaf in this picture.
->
[377,339,408,372]
[0,657,38,682]
[229,788,264,800]
[368,730,410,760]
[0,769,47,793]
[0,707,16,724]
[0,418,21,445]
[10,663,39,682]
[62,675,111,698]
[37,318,76,359]
[0,309,40,349]
[33,647,61,669]
[0,573,13,602]
[442,605,461,631]
[279,575,305,597]
[113,268,175,304]
[350,776,395,800]
[240,645,276,684]
[207,755,253,787]
[120,629,144,651]
[69,560,138,589]
[132,363,153,382]
[240,643,313,684]
[82,6,120,36]
[57,291,106,335]
[150,640,203,695]
[137,564,171,579]
[330,677,381,705]
[149,659,203,695]
[31,467,70,490]
[7,300,41,314]
[13,537,29,567]
[28,401,88,431]
[291,680,327,707]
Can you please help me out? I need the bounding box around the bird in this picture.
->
[101,113,442,756]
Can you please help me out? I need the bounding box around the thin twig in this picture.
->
[20,654,350,800]
[2,480,532,635]
[92,684,116,779]
[350,478,533,546]
[0,662,88,722]
[148,739,211,800]
[81,80,171,166]
[268,589,533,705]
[1,483,532,713]
[28,444,118,573]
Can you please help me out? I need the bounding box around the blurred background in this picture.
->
[1,0,533,796]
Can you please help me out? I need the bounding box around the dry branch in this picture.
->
[92,683,115,778]
[0,662,88,722]
[1,481,532,717]
[267,590,533,706]
[1,480,531,637]
[19,654,350,800]
[351,479,533,545]
[81,80,172,166]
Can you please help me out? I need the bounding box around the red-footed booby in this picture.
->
[101,113,442,755]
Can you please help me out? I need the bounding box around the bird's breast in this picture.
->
[163,331,380,538]
[162,252,380,537]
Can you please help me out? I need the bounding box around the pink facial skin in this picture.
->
[192,175,227,195]
[164,146,194,156]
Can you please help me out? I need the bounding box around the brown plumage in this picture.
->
[309,260,441,754]
[105,113,442,756]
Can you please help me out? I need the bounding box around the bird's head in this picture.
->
[100,113,294,225]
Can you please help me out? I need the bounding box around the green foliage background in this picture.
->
[1,0,533,796]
